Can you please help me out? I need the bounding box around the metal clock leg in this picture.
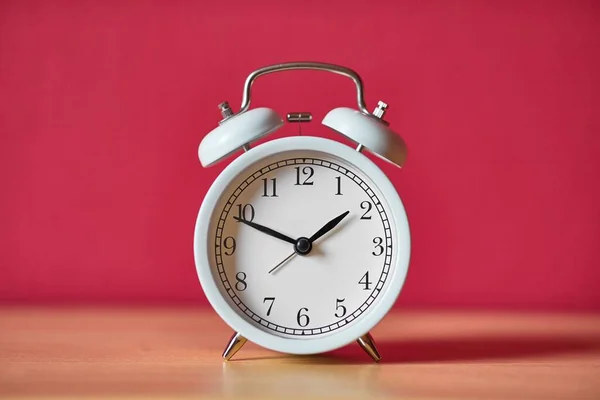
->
[222,332,247,361]
[357,332,382,363]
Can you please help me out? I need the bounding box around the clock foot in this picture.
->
[357,332,381,363]
[222,332,247,361]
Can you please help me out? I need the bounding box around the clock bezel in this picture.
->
[194,136,411,355]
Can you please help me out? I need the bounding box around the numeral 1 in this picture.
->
[335,176,342,195]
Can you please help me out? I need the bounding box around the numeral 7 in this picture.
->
[263,297,275,316]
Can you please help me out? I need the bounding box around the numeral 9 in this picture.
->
[223,236,236,256]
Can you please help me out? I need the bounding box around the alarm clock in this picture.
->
[193,62,411,362]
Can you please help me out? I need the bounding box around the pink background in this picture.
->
[1,0,599,310]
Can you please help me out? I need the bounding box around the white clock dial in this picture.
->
[207,149,397,338]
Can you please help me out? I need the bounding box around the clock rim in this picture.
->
[193,136,411,355]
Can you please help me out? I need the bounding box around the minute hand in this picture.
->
[233,217,296,244]
[308,210,350,243]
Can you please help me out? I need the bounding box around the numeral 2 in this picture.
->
[360,201,372,219]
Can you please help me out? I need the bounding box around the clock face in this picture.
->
[206,149,398,338]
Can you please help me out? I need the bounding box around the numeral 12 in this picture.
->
[295,167,314,185]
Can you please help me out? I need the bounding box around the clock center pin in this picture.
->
[294,237,312,255]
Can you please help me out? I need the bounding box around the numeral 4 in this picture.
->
[359,271,372,290]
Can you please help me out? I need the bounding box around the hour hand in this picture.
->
[233,217,296,245]
[309,210,350,243]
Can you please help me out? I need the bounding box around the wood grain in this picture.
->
[1,307,599,399]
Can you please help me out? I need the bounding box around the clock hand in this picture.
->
[308,210,350,243]
[233,217,296,245]
[268,252,297,275]
[268,210,350,275]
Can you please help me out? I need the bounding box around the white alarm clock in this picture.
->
[193,62,411,362]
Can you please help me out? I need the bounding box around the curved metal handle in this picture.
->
[237,62,370,115]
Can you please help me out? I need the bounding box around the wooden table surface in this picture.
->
[0,307,599,400]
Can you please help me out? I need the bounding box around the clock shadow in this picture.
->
[315,334,600,365]
[220,357,385,399]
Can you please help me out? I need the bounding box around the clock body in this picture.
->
[193,136,410,355]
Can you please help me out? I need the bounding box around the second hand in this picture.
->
[268,252,297,275]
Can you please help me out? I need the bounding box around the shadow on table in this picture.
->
[321,335,600,364]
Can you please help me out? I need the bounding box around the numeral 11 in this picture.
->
[261,178,278,197]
